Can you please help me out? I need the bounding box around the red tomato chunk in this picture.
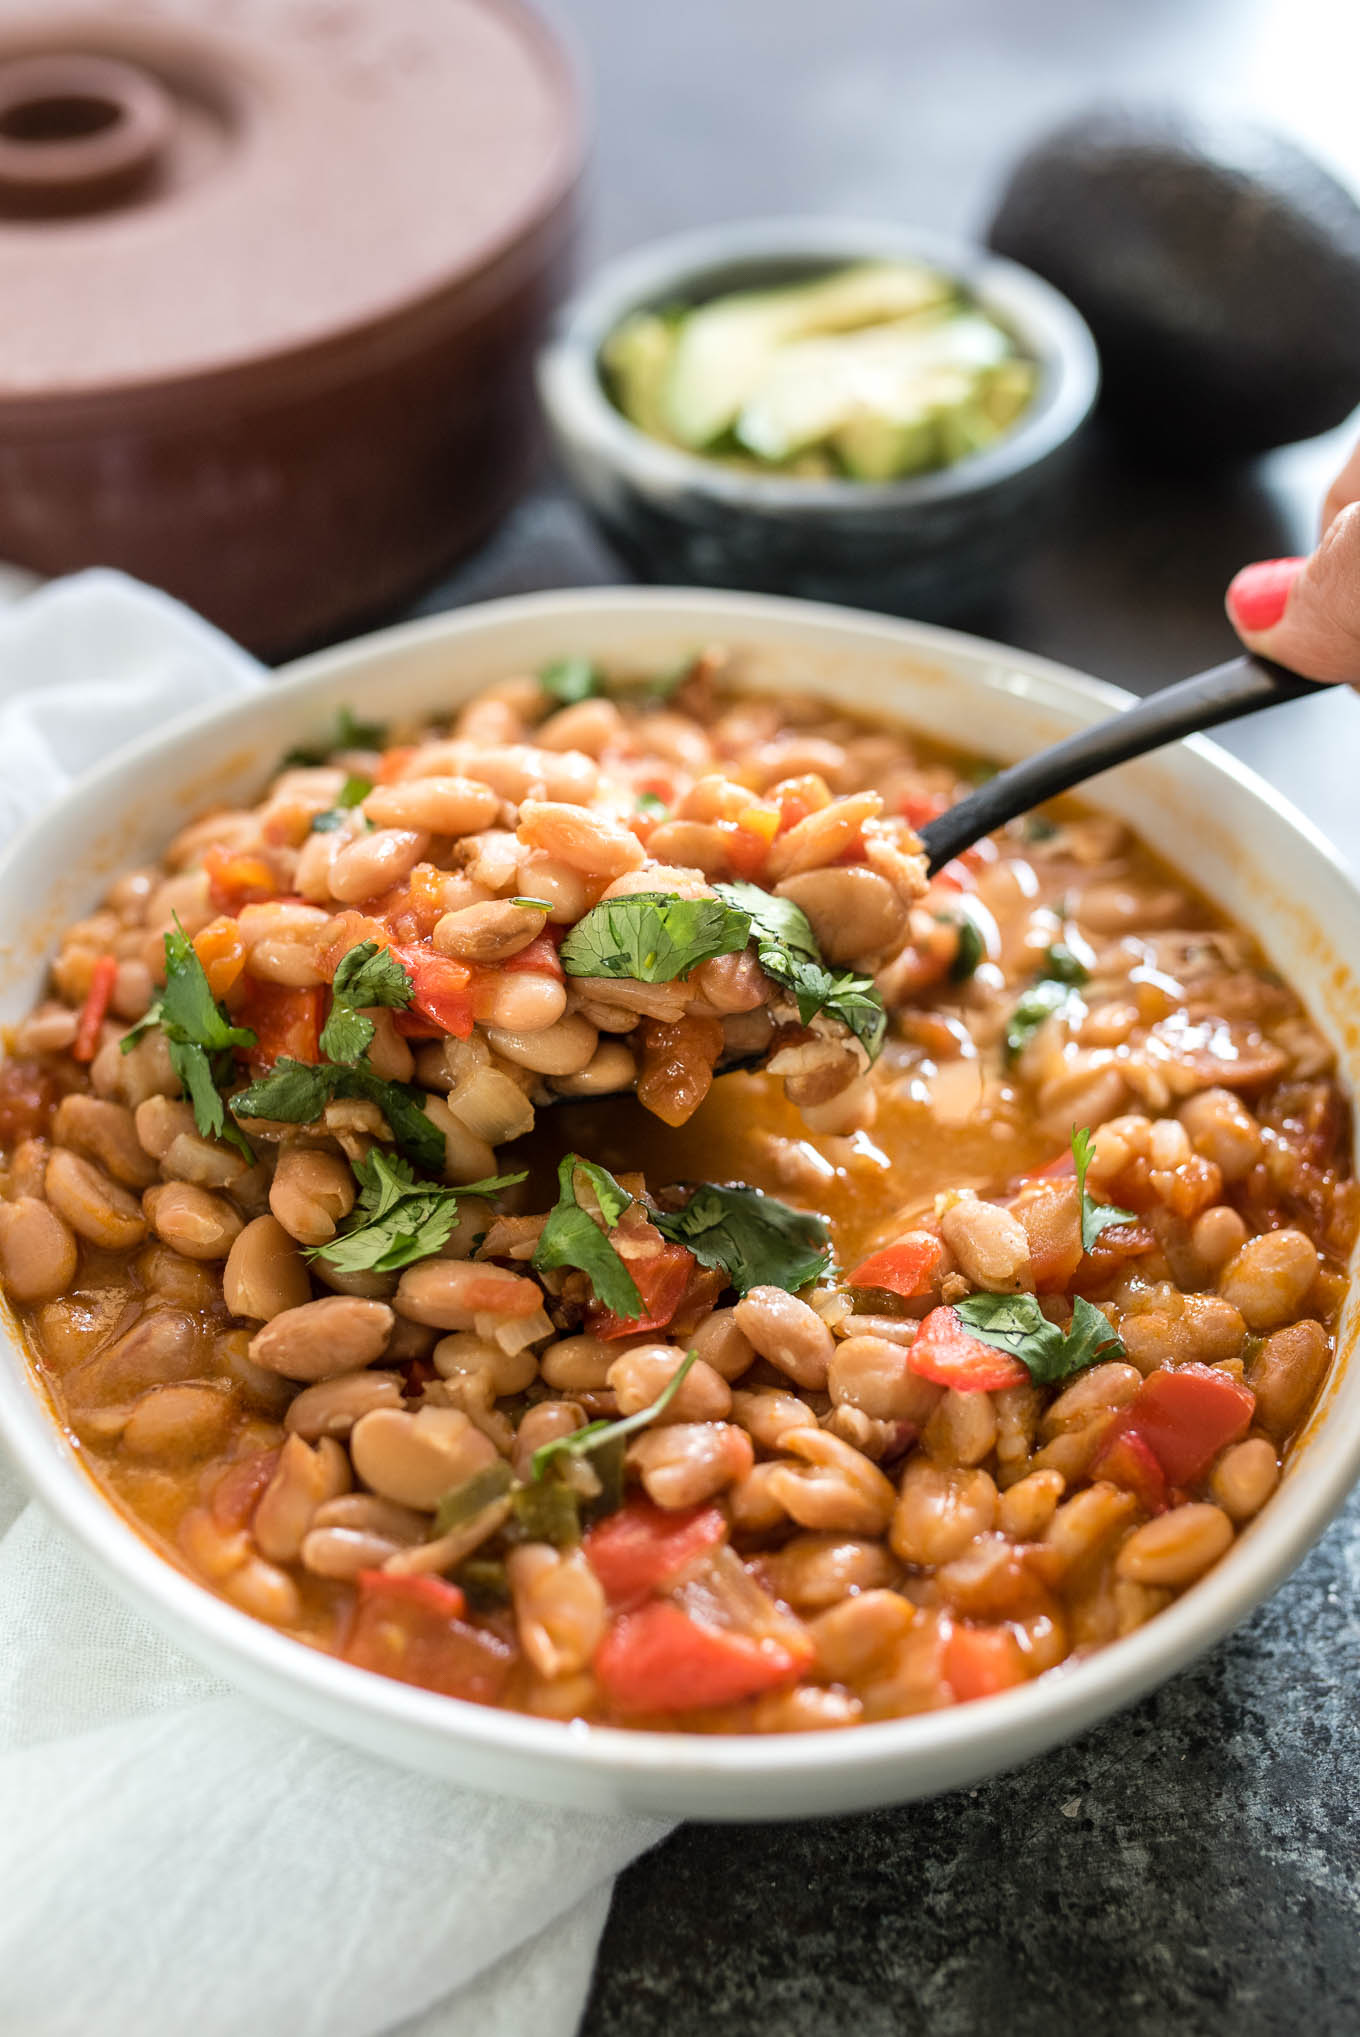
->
[1113,1364,1255,1488]
[584,1499,728,1607]
[907,1306,1028,1392]
[344,1572,514,1704]
[594,1599,811,1713]
[848,1231,945,1299]
[590,1242,697,1339]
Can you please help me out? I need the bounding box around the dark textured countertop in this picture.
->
[409,1,1360,2026]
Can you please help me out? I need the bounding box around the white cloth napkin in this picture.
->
[0,571,670,2037]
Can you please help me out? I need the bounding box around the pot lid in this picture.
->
[0,0,582,406]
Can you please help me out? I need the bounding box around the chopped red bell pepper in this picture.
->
[388,942,475,1040]
[344,1570,514,1703]
[848,1231,946,1299]
[237,980,324,1066]
[1115,1364,1255,1488]
[907,1306,1029,1392]
[73,953,118,1063]
[899,790,950,830]
[203,844,279,912]
[944,1623,1029,1702]
[589,1241,697,1340]
[499,929,565,981]
[594,1599,812,1713]
[584,1500,728,1608]
[1090,1424,1169,1514]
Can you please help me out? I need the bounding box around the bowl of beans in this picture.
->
[0,586,1355,1818]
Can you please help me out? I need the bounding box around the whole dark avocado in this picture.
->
[986,105,1360,462]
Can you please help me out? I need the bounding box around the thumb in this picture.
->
[1226,503,1360,683]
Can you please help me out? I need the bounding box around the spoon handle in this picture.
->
[919,653,1330,876]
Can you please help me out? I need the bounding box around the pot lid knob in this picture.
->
[0,51,172,216]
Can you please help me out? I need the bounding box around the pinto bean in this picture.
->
[1219,1229,1319,1331]
[285,1367,404,1439]
[549,1041,638,1098]
[224,1558,301,1626]
[628,1421,753,1508]
[471,969,567,1035]
[253,1433,352,1562]
[249,1295,393,1380]
[269,1147,356,1248]
[829,1336,941,1424]
[143,1182,243,1261]
[45,1147,147,1249]
[52,1094,158,1189]
[432,1330,538,1397]
[729,1388,819,1452]
[1041,1362,1142,1436]
[733,1287,834,1389]
[540,1333,615,1393]
[1179,1088,1262,1181]
[997,1467,1066,1540]
[516,799,646,880]
[1116,1503,1234,1586]
[761,1533,896,1612]
[939,1194,1031,1292]
[350,1404,499,1510]
[69,1309,202,1404]
[486,1013,598,1077]
[160,1131,250,1191]
[606,1345,731,1423]
[765,1428,896,1534]
[810,1589,916,1683]
[133,1096,196,1162]
[0,1197,78,1302]
[121,1382,236,1461]
[223,1215,312,1321]
[433,899,547,963]
[511,1400,584,1480]
[686,1307,756,1382]
[329,828,429,903]
[776,866,908,964]
[1247,1319,1330,1440]
[507,1543,607,1678]
[395,1259,544,1331]
[363,777,499,835]
[922,1387,998,1468]
[890,1460,997,1566]
[1209,1437,1280,1521]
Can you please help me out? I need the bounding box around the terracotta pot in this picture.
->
[0,1,583,656]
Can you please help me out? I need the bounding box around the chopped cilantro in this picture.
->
[318,940,414,1066]
[1070,1125,1138,1253]
[122,920,256,1159]
[231,1056,444,1173]
[531,1154,642,1318]
[653,1182,831,1296]
[311,1149,525,1275]
[558,892,750,983]
[1003,944,1091,1063]
[715,880,887,1060]
[540,656,602,706]
[953,1290,1124,1385]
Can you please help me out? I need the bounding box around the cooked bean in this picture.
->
[939,1195,1031,1292]
[285,1367,404,1439]
[470,969,567,1035]
[223,1214,312,1321]
[69,1309,202,1403]
[143,1182,243,1261]
[729,1388,819,1452]
[432,1330,538,1397]
[329,828,429,903]
[536,697,625,756]
[766,791,883,880]
[1042,1482,1138,1579]
[549,1041,639,1098]
[133,1096,196,1162]
[160,1131,250,1191]
[809,1590,915,1683]
[223,1557,302,1626]
[350,1403,499,1510]
[765,1428,896,1534]
[121,1382,236,1461]
[53,1094,158,1189]
[829,1336,941,1424]
[1190,1204,1249,1275]
[486,1013,598,1076]
[1116,1502,1234,1586]
[212,1327,295,1415]
[687,1307,756,1382]
[733,1287,834,1389]
[1179,1088,1262,1181]
[433,899,547,962]
[628,1421,753,1507]
[540,1333,615,1393]
[46,1147,147,1249]
[761,1533,895,1612]
[890,1460,997,1567]
[363,777,499,835]
[249,1295,393,1380]
[0,1196,78,1302]
[922,1387,997,1467]
[253,1433,352,1561]
[776,866,908,964]
[269,1146,356,1248]
[512,1400,585,1480]
[507,1543,607,1678]
[395,1259,544,1332]
[1219,1229,1319,1331]
[1247,1318,1330,1440]
[1041,1362,1141,1436]
[516,799,646,880]
[997,1467,1066,1540]
[1209,1437,1280,1521]
[607,1345,731,1423]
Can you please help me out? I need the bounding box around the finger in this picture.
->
[1321,436,1360,534]
[1226,503,1360,684]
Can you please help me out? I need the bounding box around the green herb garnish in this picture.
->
[1003,943,1091,1063]
[310,1149,525,1275]
[636,791,669,817]
[653,1182,831,1296]
[231,1057,445,1173]
[433,1459,515,1537]
[1042,942,1090,987]
[558,892,750,984]
[528,1348,700,1481]
[310,775,374,832]
[531,1154,642,1318]
[715,880,887,1060]
[952,1290,1124,1384]
[318,940,414,1066]
[122,921,256,1159]
[1070,1125,1138,1254]
[510,897,553,912]
[942,914,985,983]
[540,656,602,706]
[284,706,387,767]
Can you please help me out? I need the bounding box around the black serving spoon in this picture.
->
[917,651,1328,876]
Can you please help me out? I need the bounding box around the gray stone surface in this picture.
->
[406,1,1360,2026]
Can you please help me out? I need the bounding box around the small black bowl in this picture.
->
[537,217,1100,618]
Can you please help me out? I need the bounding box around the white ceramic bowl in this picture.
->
[0,588,1356,1820]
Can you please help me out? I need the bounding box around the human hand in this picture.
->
[1226,437,1360,682]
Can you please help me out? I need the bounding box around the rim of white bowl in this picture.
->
[0,584,1354,1809]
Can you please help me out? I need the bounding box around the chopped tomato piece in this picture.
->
[1091,1424,1168,1513]
[1118,1364,1255,1487]
[899,790,949,830]
[736,802,780,844]
[907,1306,1029,1392]
[722,822,774,880]
[931,859,976,893]
[389,942,475,1040]
[1010,1179,1083,1292]
[0,1059,58,1144]
[372,744,418,783]
[585,1501,728,1607]
[848,1231,945,1299]
[210,1449,280,1532]
[594,1599,811,1713]
[944,1623,1029,1701]
[193,916,247,1001]
[376,865,447,941]
[73,954,118,1063]
[589,1241,697,1339]
[344,1571,514,1703]
[237,980,324,1066]
[499,929,566,981]
[203,844,279,912]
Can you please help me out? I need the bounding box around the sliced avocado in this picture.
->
[600,311,681,444]
[836,410,938,481]
[662,260,952,449]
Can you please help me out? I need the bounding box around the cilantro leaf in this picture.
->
[559,893,750,983]
[433,1460,515,1536]
[540,656,601,706]
[312,1148,526,1275]
[310,775,373,832]
[942,914,985,982]
[653,1182,831,1296]
[636,791,669,819]
[124,922,256,1158]
[319,941,414,1066]
[1003,943,1093,1063]
[230,1057,445,1174]
[531,1154,642,1318]
[283,706,386,768]
[230,1057,337,1125]
[528,1349,700,1482]
[952,1289,1124,1385]
[1042,942,1090,988]
[1070,1125,1138,1253]
[714,880,887,1060]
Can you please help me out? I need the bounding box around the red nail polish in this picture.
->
[1227,556,1304,633]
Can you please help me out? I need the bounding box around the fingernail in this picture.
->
[1227,556,1304,633]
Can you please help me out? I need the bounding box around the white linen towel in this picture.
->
[0,571,671,2037]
